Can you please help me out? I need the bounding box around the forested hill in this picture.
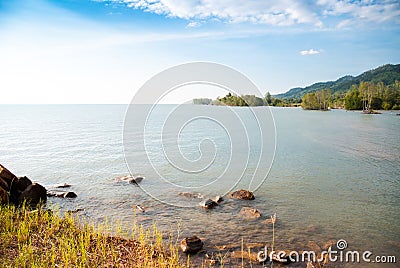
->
[275,64,400,100]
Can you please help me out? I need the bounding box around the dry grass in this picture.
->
[0,204,184,268]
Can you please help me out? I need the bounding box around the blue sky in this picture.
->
[0,0,399,103]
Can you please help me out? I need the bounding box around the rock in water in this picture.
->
[47,191,77,198]
[63,191,77,198]
[199,199,218,209]
[130,176,143,184]
[18,183,47,206]
[180,236,203,253]
[229,189,255,200]
[213,195,224,203]
[117,175,144,184]
[53,183,72,188]
[239,207,262,219]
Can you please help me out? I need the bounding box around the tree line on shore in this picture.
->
[193,80,400,111]
[193,93,266,107]
[301,80,400,110]
[193,92,292,107]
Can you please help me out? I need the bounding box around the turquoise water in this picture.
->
[0,105,399,267]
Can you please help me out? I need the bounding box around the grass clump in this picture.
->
[0,204,183,268]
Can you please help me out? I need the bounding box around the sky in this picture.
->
[0,0,399,104]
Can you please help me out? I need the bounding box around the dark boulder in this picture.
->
[0,177,9,191]
[0,186,8,204]
[0,164,47,206]
[199,199,218,209]
[9,176,33,205]
[63,192,77,198]
[0,164,17,186]
[229,189,255,200]
[131,176,143,184]
[18,183,47,206]
[13,176,32,193]
[180,236,203,254]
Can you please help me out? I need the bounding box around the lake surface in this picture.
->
[0,105,399,267]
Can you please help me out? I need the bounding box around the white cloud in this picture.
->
[317,0,400,26]
[97,0,400,27]
[300,49,321,55]
[186,21,201,28]
[101,0,324,26]
[335,18,353,29]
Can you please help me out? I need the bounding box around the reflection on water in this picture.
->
[0,105,399,267]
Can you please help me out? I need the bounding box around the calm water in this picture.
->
[0,105,399,267]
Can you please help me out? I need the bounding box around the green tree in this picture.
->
[264,92,272,105]
[344,85,362,110]
[302,89,331,110]
[302,92,319,110]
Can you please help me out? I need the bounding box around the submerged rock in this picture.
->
[180,236,203,254]
[239,207,261,219]
[117,175,144,184]
[229,189,255,200]
[47,190,77,198]
[53,183,72,188]
[199,199,218,209]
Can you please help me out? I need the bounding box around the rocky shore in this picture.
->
[0,164,47,207]
[1,165,339,267]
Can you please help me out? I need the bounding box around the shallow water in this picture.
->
[0,105,399,267]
